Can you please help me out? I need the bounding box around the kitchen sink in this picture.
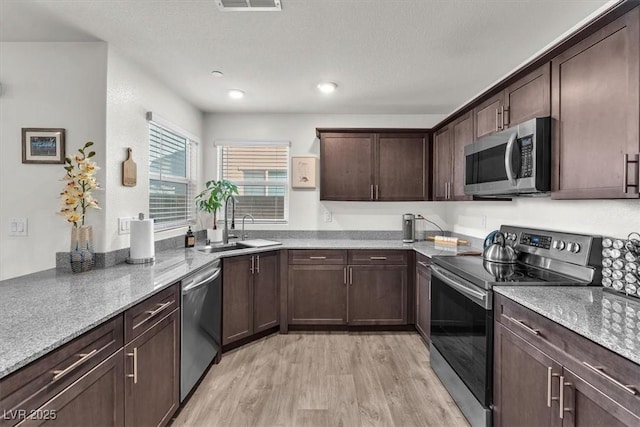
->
[195,243,239,254]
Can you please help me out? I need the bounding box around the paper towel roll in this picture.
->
[130,219,155,261]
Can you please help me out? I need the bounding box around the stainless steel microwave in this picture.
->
[464,116,551,196]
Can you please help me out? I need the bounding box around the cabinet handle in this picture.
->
[343,267,347,285]
[145,301,173,318]
[349,267,353,285]
[309,256,327,260]
[52,349,98,381]
[256,255,260,273]
[623,154,639,194]
[547,367,560,407]
[583,362,637,395]
[559,375,565,419]
[495,108,500,132]
[370,184,374,200]
[428,282,431,301]
[418,261,429,268]
[375,185,379,200]
[505,315,540,336]
[370,256,387,260]
[127,347,138,384]
[502,106,509,128]
[250,256,254,274]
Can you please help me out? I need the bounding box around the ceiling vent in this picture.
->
[216,0,281,11]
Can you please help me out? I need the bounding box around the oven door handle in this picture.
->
[504,132,518,187]
[431,264,492,309]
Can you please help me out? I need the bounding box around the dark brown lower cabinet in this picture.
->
[494,294,640,427]
[415,255,431,342]
[124,309,179,427]
[223,252,279,345]
[494,322,562,427]
[348,265,407,325]
[288,265,347,325]
[15,350,124,427]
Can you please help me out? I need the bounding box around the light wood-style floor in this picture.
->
[173,332,469,427]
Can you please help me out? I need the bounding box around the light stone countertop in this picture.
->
[494,286,640,366]
[0,239,470,379]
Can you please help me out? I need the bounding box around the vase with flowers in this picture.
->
[195,179,238,243]
[59,141,101,273]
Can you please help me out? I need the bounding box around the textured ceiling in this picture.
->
[0,0,616,114]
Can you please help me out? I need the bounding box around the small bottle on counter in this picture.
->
[185,226,195,248]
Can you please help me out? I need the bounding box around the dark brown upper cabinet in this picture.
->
[318,129,430,201]
[551,8,640,199]
[432,115,472,201]
[504,63,551,127]
[474,92,505,140]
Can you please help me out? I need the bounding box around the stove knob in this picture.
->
[553,240,566,251]
[567,242,581,254]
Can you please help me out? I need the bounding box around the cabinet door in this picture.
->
[433,126,452,200]
[320,133,374,200]
[505,63,551,127]
[253,252,279,333]
[551,9,640,199]
[561,368,639,427]
[474,92,505,139]
[222,256,254,345]
[377,133,428,200]
[415,261,431,343]
[288,265,347,325]
[348,265,407,326]
[125,309,179,427]
[494,322,562,427]
[451,112,473,200]
[16,350,124,427]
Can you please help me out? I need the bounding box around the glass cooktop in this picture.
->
[433,255,588,289]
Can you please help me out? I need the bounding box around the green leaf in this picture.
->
[88,151,96,158]
[85,141,94,148]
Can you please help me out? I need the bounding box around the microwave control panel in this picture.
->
[519,135,534,178]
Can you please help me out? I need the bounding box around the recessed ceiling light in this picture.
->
[211,70,224,78]
[317,82,337,94]
[228,89,245,99]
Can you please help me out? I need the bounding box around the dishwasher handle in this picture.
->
[182,268,221,294]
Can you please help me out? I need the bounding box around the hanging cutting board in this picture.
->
[122,148,137,187]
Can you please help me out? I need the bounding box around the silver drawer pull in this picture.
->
[52,349,98,381]
[547,366,559,407]
[145,301,172,317]
[417,261,429,268]
[127,347,138,384]
[309,256,327,260]
[506,316,540,336]
[583,362,637,395]
[370,256,387,260]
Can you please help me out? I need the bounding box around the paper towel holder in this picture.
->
[126,213,156,265]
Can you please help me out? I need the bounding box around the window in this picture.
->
[149,119,197,230]
[218,141,289,222]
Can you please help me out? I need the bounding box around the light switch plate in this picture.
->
[323,210,332,222]
[9,218,28,237]
[118,217,133,235]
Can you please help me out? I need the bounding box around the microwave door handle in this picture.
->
[504,132,518,186]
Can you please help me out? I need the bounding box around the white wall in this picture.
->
[448,198,640,239]
[0,42,108,280]
[203,113,450,232]
[104,47,203,251]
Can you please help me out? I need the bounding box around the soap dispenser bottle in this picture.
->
[185,226,195,248]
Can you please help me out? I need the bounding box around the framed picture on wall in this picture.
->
[22,128,66,164]
[291,156,317,189]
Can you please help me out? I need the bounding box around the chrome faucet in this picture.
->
[223,195,237,244]
[241,214,254,240]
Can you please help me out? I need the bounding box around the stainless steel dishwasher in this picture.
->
[180,260,221,402]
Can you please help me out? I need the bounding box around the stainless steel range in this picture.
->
[429,225,602,427]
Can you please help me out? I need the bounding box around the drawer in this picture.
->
[125,284,179,343]
[416,253,431,271]
[348,250,407,265]
[288,250,347,265]
[0,315,123,427]
[495,294,640,419]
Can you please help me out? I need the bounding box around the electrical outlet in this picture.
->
[9,218,28,237]
[118,217,133,235]
[323,210,332,222]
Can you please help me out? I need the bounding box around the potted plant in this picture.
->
[195,179,238,243]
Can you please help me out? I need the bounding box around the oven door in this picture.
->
[430,264,493,407]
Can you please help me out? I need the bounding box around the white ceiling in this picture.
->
[0,0,615,114]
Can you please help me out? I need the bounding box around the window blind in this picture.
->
[149,122,197,230]
[217,141,289,222]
